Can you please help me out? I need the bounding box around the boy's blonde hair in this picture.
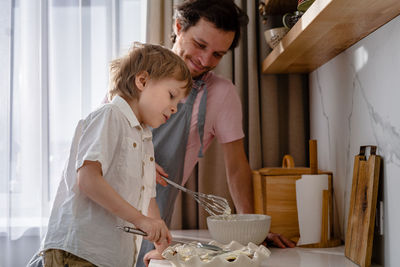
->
[108,43,192,101]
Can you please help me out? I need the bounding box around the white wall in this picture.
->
[310,14,400,266]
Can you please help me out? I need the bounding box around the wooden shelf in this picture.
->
[262,0,400,74]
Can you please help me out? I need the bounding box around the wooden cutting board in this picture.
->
[345,146,381,267]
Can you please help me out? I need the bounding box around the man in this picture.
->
[138,1,295,266]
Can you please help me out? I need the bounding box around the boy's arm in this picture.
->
[147,198,170,253]
[143,198,170,265]
[147,197,162,219]
[77,160,171,244]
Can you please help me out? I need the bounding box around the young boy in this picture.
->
[36,43,192,267]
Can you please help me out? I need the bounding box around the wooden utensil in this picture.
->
[309,139,333,244]
[345,146,381,267]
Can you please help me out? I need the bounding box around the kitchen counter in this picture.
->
[149,230,378,267]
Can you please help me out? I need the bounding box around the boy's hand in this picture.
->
[136,216,171,245]
[143,240,169,267]
[143,249,163,267]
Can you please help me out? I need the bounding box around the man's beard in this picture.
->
[184,55,213,78]
[192,65,214,79]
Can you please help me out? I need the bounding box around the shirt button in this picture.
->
[132,142,137,148]
[150,156,154,162]
[141,186,145,191]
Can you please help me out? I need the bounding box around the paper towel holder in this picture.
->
[297,187,342,248]
[297,140,341,248]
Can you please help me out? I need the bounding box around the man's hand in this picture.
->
[264,232,296,248]
[143,249,164,267]
[155,163,168,186]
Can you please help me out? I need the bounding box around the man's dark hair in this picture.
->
[171,0,249,50]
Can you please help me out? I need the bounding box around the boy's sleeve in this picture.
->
[75,107,121,176]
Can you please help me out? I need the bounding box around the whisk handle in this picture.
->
[161,176,189,193]
[116,226,147,236]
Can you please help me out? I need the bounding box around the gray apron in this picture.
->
[136,79,207,267]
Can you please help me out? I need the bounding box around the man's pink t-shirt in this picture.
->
[182,71,244,185]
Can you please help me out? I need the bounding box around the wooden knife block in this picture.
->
[253,155,340,247]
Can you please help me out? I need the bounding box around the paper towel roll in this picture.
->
[296,174,329,245]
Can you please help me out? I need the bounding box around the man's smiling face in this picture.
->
[172,18,235,78]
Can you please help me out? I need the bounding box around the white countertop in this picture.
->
[148,230,371,267]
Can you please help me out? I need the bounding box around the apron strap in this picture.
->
[197,80,207,158]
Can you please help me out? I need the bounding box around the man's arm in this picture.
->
[221,138,254,214]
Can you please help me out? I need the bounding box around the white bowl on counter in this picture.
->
[206,214,271,246]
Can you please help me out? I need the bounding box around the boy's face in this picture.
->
[137,77,187,128]
[172,18,235,78]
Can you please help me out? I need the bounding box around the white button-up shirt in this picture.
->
[43,95,156,267]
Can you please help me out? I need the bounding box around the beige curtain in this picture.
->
[146,0,308,230]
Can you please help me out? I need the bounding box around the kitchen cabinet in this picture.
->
[262,0,400,73]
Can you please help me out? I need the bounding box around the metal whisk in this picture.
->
[162,176,231,217]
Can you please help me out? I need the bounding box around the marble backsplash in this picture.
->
[309,15,400,266]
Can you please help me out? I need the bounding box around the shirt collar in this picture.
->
[193,72,211,90]
[111,95,152,138]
